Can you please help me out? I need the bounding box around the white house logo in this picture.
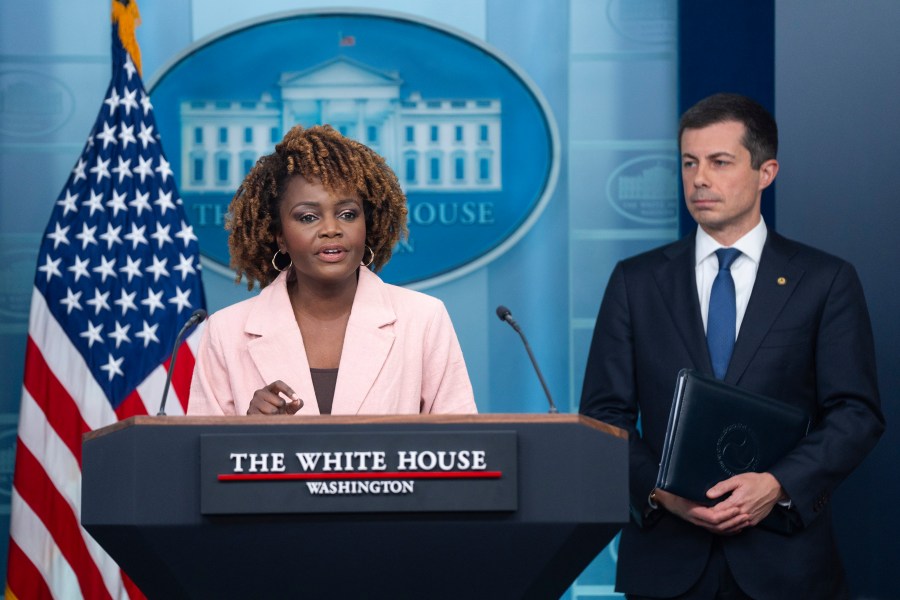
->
[606,155,678,224]
[149,10,558,287]
[0,243,38,324]
[607,0,677,45]
[0,70,75,137]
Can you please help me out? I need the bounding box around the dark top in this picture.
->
[310,368,338,415]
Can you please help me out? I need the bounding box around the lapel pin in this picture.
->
[777,277,787,286]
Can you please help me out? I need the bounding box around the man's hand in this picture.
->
[654,472,785,535]
[705,472,785,533]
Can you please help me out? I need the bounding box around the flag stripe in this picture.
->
[13,441,114,600]
[115,388,151,420]
[125,362,169,418]
[178,321,204,410]
[170,340,196,413]
[9,487,81,598]
[21,291,195,597]
[121,572,145,600]
[27,288,118,431]
[23,337,90,465]
[6,538,53,600]
[17,387,129,598]
[17,389,83,521]
[130,336,199,417]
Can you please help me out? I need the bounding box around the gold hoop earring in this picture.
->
[362,245,375,268]
[272,250,292,272]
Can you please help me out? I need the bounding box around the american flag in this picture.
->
[5,1,205,598]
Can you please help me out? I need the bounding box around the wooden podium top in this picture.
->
[85,412,626,441]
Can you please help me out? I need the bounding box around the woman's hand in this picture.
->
[247,380,303,415]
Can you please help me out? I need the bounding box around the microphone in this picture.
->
[157,308,207,416]
[495,305,558,414]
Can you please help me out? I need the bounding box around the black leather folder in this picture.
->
[655,369,811,505]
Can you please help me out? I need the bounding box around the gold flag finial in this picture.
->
[112,0,143,77]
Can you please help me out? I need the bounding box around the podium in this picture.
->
[82,414,627,599]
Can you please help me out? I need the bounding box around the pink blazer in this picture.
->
[187,268,476,415]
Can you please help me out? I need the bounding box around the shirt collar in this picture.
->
[695,218,768,267]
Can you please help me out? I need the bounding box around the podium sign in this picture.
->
[82,414,627,599]
[200,430,518,514]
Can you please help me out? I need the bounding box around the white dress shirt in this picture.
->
[695,219,768,338]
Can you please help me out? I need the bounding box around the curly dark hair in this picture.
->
[226,124,409,289]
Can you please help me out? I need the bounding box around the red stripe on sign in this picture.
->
[13,440,114,600]
[219,470,503,481]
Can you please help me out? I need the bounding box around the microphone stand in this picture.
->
[157,308,207,416]
[496,306,558,414]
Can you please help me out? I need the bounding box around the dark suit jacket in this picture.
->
[580,231,884,599]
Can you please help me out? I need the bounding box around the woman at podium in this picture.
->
[187,125,476,416]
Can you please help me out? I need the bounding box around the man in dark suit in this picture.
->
[580,93,884,599]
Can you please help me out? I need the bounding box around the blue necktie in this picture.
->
[707,248,741,379]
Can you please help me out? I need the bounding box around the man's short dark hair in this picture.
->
[679,93,778,169]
